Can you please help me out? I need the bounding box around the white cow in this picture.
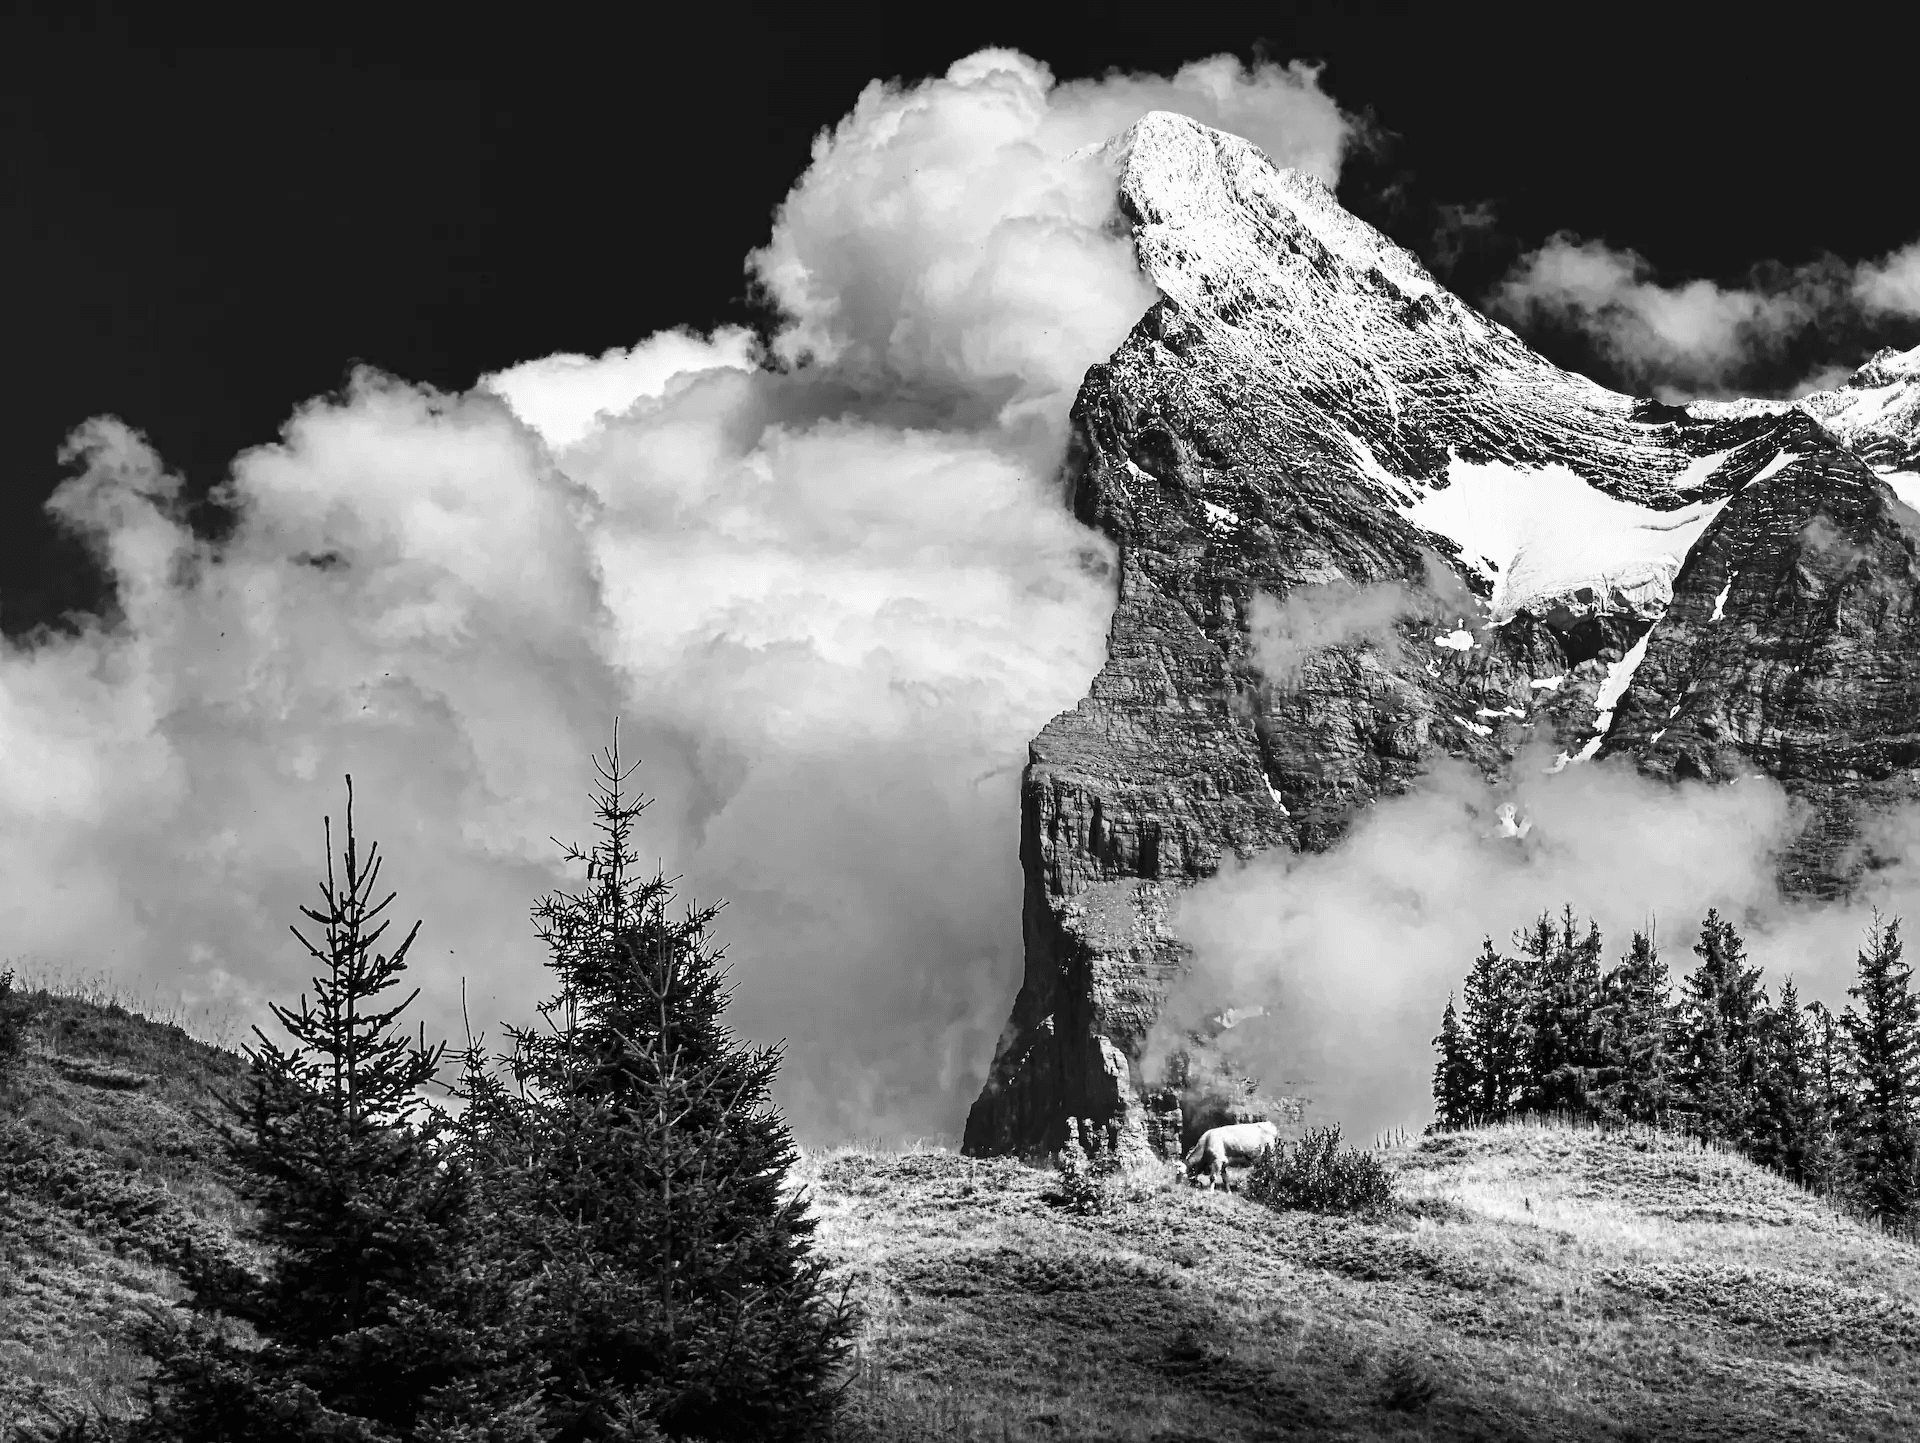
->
[1184,1120,1280,1189]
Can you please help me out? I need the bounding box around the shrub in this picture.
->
[1379,1349,1439,1412]
[1243,1124,1396,1214]
[0,966,35,1081]
[1050,1118,1121,1215]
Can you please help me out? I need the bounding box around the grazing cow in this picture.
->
[1185,1120,1280,1189]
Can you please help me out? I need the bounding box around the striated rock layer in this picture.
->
[963,112,1920,1160]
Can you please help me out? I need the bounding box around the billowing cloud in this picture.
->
[1246,556,1484,692]
[747,48,1352,455]
[1857,239,1920,318]
[483,328,759,450]
[1488,234,1828,399]
[1156,745,1920,1139]
[0,49,1358,1142]
[1248,580,1420,689]
[1488,231,1920,401]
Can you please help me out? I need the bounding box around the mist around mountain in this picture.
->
[967,109,1920,1163]
[9,67,1920,1442]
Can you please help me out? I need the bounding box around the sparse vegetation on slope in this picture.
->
[0,987,252,1440]
[806,1122,1920,1442]
[1243,1124,1396,1215]
[13,994,1920,1441]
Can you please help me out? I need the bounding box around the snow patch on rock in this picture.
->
[1202,500,1241,531]
[1569,628,1653,764]
[1684,397,1792,421]
[1399,451,1728,623]
[1670,447,1735,493]
[1883,474,1920,513]
[1712,574,1735,622]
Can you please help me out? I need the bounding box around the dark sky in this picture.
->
[3,3,1914,634]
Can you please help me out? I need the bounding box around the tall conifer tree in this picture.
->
[1431,994,1478,1128]
[135,778,455,1442]
[1460,939,1524,1120]
[1592,926,1674,1125]
[1519,907,1604,1115]
[1841,914,1920,1220]
[1675,909,1767,1144]
[1808,999,1853,1116]
[1752,977,1836,1190]
[462,731,852,1440]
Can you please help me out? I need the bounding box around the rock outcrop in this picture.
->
[963,112,1920,1160]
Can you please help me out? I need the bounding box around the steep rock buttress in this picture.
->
[963,112,1920,1160]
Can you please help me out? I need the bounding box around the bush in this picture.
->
[1242,1124,1396,1214]
[0,967,34,1080]
[1050,1118,1121,1215]
[1379,1349,1439,1412]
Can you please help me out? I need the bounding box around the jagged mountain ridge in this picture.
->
[964,111,1920,1160]
[1799,344,1920,476]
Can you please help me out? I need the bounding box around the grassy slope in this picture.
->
[1,990,251,1440]
[8,993,1920,1442]
[805,1127,1920,1442]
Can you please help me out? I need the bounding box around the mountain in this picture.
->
[1798,345,1920,476]
[964,111,1920,1160]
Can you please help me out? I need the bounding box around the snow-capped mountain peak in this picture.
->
[1797,341,1920,478]
[1104,111,1443,307]
[970,110,1913,1161]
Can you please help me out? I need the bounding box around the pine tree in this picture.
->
[401,1024,557,1443]
[1807,999,1855,1198]
[1431,993,1478,1128]
[1752,977,1837,1189]
[135,778,455,1442]
[462,731,853,1441]
[1518,907,1605,1116]
[1841,913,1920,1221]
[1675,909,1768,1144]
[1459,939,1524,1120]
[1591,927,1675,1125]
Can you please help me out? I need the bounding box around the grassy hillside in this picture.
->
[8,991,1920,1441]
[0,987,252,1440]
[808,1128,1920,1442]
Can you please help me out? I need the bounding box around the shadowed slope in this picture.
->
[811,1121,1920,1441]
[0,990,252,1439]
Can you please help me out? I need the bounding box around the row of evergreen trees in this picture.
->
[130,739,852,1442]
[1431,905,1920,1220]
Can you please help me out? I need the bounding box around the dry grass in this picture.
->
[800,1125,1920,1442]
[1,985,254,1441]
[10,986,1920,1441]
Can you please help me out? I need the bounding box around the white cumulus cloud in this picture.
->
[0,48,1358,1142]
[1489,230,1920,401]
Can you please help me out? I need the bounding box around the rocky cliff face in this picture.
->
[1799,346,1920,475]
[963,112,1920,1160]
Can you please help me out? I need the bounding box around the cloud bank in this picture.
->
[1158,747,1920,1139]
[1488,231,1920,401]
[0,50,1356,1142]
